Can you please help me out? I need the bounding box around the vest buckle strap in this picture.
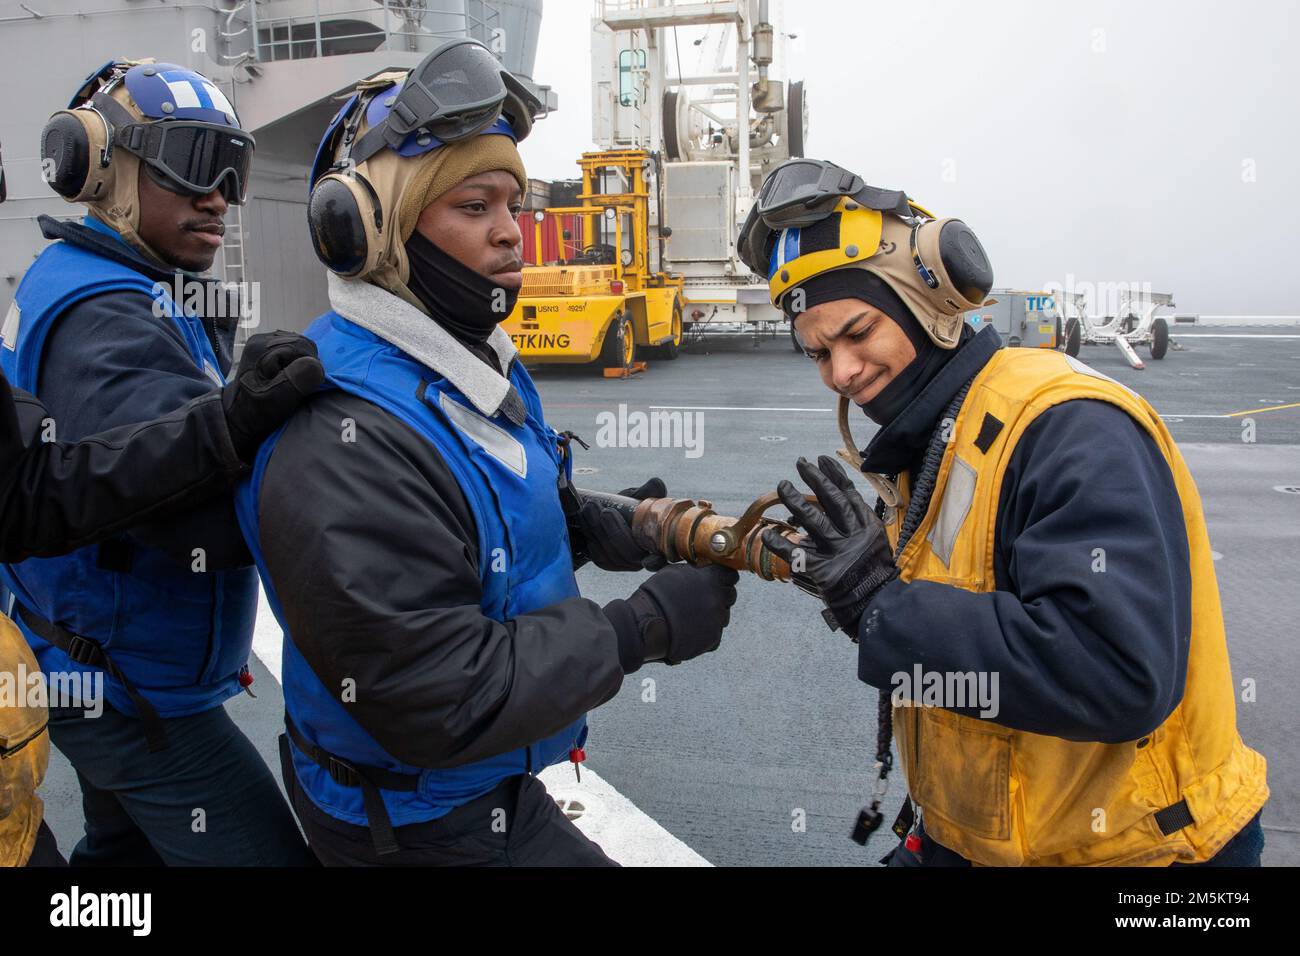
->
[284,716,420,857]
[16,605,169,752]
[325,755,361,788]
[64,634,104,667]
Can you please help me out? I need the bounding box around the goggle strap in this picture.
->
[349,126,382,166]
[849,184,915,219]
[348,100,512,168]
[389,95,427,132]
[89,90,138,140]
[817,165,859,195]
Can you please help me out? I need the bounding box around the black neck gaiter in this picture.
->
[859,332,958,426]
[403,230,520,353]
[785,267,959,426]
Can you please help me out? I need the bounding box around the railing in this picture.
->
[246,0,501,62]
[595,0,657,15]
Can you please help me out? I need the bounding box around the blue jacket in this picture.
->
[236,310,588,827]
[0,216,257,718]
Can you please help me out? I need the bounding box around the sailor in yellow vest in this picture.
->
[743,159,1268,867]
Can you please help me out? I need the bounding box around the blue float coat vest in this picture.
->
[235,311,588,828]
[0,217,258,718]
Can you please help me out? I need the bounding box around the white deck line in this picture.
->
[250,590,710,867]
[648,405,830,412]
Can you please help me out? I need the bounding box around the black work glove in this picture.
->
[761,455,898,638]
[573,478,669,572]
[222,332,325,463]
[603,563,740,672]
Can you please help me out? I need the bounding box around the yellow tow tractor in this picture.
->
[503,149,684,371]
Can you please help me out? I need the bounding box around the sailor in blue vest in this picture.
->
[236,41,739,865]
[0,59,315,865]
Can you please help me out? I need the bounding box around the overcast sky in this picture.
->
[519,0,1297,316]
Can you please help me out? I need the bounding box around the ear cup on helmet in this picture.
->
[40,109,114,202]
[308,172,384,277]
[912,216,993,316]
[938,219,993,306]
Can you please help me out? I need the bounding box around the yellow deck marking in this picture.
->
[1225,402,1300,418]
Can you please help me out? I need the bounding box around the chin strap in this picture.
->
[850,377,974,850]
[835,395,901,508]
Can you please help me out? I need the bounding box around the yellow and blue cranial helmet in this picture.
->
[739,159,994,348]
[765,198,887,308]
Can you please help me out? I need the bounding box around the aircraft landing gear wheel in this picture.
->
[1064,317,1082,357]
[1150,317,1169,360]
[600,314,635,370]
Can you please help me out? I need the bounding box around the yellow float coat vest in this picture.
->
[1,612,49,867]
[884,347,1268,866]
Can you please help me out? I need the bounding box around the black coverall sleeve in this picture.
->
[256,391,626,769]
[0,371,243,564]
[37,289,250,568]
[858,399,1193,744]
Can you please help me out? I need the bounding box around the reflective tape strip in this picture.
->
[440,393,527,478]
[926,455,977,568]
[2,302,20,351]
[1064,353,1139,398]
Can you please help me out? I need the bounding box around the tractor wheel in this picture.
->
[652,306,683,360]
[599,313,635,370]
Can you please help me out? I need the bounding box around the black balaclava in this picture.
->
[787,268,958,425]
[404,230,520,368]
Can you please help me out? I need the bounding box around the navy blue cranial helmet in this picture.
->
[42,59,255,205]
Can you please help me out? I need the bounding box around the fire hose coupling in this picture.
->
[563,395,888,590]
[572,486,820,584]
